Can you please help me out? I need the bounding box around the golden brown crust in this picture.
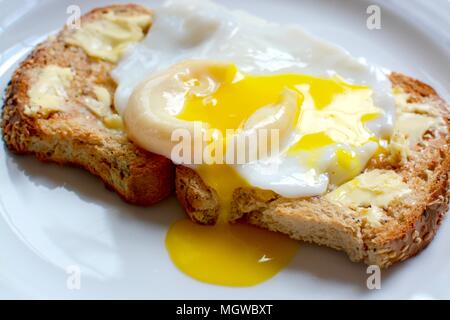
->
[1,5,174,205]
[361,73,450,267]
[175,73,450,268]
[175,165,219,224]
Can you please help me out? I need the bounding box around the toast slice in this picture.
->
[175,73,450,268]
[1,5,174,205]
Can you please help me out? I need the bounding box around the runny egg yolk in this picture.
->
[166,219,299,287]
[176,63,367,134]
[166,165,300,287]
[166,62,383,287]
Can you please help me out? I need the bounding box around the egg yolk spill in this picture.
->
[195,164,246,223]
[166,220,299,287]
[166,63,383,287]
[166,165,300,287]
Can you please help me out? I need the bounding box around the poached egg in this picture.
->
[112,0,395,286]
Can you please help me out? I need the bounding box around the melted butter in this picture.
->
[82,85,112,117]
[103,114,124,130]
[395,112,439,147]
[26,65,73,117]
[325,169,411,208]
[66,12,152,62]
[166,220,299,287]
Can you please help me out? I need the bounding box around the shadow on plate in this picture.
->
[4,144,183,227]
[4,144,403,290]
[286,242,402,293]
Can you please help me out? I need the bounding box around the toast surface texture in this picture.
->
[176,73,450,268]
[1,5,174,205]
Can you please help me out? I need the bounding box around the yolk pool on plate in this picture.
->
[166,220,299,287]
[166,164,300,287]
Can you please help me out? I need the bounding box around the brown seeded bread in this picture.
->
[1,5,174,205]
[175,73,450,268]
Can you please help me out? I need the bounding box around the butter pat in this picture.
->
[392,88,445,148]
[325,169,411,208]
[388,133,409,164]
[26,65,73,117]
[393,87,439,116]
[395,112,437,146]
[80,85,123,130]
[103,114,124,130]
[392,87,410,112]
[82,85,112,117]
[358,206,385,227]
[66,12,152,62]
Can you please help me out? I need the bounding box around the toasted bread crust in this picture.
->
[363,73,450,266]
[175,73,450,268]
[1,5,174,205]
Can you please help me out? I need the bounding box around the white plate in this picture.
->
[1,0,449,299]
